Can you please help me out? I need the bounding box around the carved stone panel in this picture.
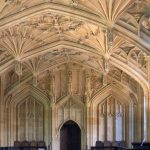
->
[56,97,83,130]
[98,96,125,141]
[17,97,44,141]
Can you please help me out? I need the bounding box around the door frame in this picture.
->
[59,120,85,150]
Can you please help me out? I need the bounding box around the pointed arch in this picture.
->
[5,84,50,108]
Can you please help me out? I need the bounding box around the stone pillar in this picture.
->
[146,94,150,142]
[86,103,91,149]
[84,70,91,148]
[138,86,144,142]
[0,73,7,146]
[0,75,1,146]
[113,100,116,141]
[91,103,96,146]
[51,102,59,150]
[143,95,147,141]
[49,105,52,150]
[131,85,144,143]
[146,56,150,142]
[44,107,51,147]
[133,104,140,142]
[122,105,126,141]
[125,104,133,148]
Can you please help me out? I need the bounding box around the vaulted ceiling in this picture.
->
[0,0,150,104]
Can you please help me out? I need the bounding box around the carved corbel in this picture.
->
[32,74,38,87]
[15,60,22,76]
[107,28,114,46]
[71,0,79,7]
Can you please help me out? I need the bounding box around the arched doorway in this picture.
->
[60,120,81,150]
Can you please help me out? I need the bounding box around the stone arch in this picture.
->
[89,84,134,146]
[55,95,84,133]
[52,95,86,150]
[110,57,149,95]
[96,96,126,141]
[89,86,111,146]
[58,119,83,135]
[16,96,45,141]
[59,120,81,150]
[3,84,51,146]
[129,93,138,106]
[91,85,112,106]
[4,84,50,108]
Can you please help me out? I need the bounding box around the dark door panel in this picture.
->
[60,120,81,150]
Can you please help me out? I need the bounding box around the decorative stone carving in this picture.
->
[37,71,50,91]
[71,0,79,7]
[90,70,103,97]
[127,0,144,22]
[67,70,72,95]
[0,26,44,60]
[139,15,150,40]
[4,69,18,94]
[57,97,83,130]
[142,16,150,30]
[19,13,83,36]
[78,0,132,24]
[45,48,83,59]
[113,42,147,72]
[25,56,45,87]
[109,66,138,94]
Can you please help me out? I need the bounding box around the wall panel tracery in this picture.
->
[56,97,83,131]
[97,97,125,141]
[17,97,44,141]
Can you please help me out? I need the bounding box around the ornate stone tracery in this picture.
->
[17,96,44,141]
[97,96,125,141]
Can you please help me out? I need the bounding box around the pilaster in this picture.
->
[0,73,6,146]
[146,56,150,141]
[51,102,59,150]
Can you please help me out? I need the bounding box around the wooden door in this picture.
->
[60,120,81,150]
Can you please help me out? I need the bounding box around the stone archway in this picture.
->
[60,120,81,150]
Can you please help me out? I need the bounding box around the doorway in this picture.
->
[60,120,81,150]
